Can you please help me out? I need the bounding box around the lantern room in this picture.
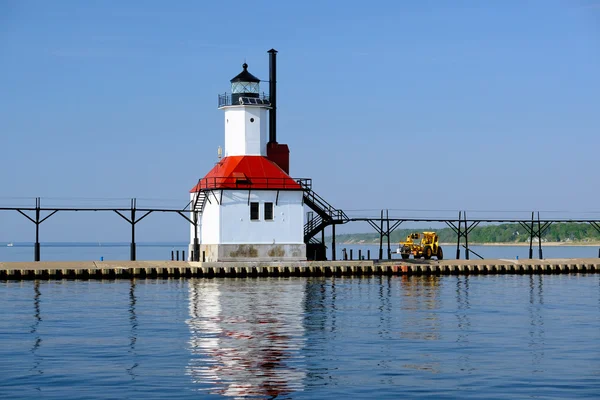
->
[230,63,261,104]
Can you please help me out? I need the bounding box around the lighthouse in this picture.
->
[189,51,306,262]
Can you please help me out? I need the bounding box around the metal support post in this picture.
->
[130,199,136,261]
[193,238,200,262]
[193,209,200,261]
[177,202,201,261]
[464,212,469,261]
[386,209,391,260]
[321,228,325,261]
[115,198,152,263]
[15,198,58,262]
[537,212,543,259]
[332,224,336,261]
[456,211,462,260]
[529,212,534,259]
[379,210,384,260]
[35,201,40,262]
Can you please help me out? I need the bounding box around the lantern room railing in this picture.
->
[218,92,270,107]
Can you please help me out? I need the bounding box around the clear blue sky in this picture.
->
[1,0,599,242]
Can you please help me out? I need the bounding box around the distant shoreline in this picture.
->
[465,242,600,247]
[337,241,600,247]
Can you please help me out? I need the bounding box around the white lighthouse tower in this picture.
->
[189,56,306,262]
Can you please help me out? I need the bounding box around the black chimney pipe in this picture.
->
[268,48,277,144]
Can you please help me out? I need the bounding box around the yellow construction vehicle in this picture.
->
[399,232,443,260]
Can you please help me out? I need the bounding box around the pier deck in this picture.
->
[1,258,599,280]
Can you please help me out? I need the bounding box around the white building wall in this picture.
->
[212,190,304,244]
[223,106,268,157]
[200,192,221,244]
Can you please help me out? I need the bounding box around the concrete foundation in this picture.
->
[197,243,306,262]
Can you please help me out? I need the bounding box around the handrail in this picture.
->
[192,176,308,191]
[295,178,312,190]
[303,189,348,221]
[304,214,323,236]
[302,183,349,241]
[218,92,270,108]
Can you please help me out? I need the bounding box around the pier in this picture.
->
[1,258,598,280]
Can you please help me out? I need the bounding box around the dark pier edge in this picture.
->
[0,259,599,281]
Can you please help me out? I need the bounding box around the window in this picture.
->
[264,202,274,220]
[250,202,259,220]
[232,81,259,94]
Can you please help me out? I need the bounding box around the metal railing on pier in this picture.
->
[2,198,600,263]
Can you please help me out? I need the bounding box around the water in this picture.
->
[1,275,599,399]
[1,243,599,262]
[0,243,189,262]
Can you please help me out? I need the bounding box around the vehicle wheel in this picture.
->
[401,254,409,260]
[424,247,432,260]
[437,246,443,260]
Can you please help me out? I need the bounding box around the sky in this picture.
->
[1,0,599,242]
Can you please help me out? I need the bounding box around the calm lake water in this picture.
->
[1,275,599,399]
[1,243,599,262]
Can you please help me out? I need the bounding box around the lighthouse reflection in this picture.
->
[186,279,306,398]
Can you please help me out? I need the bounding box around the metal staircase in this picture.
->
[193,191,207,214]
[297,179,349,243]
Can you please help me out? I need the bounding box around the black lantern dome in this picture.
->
[231,63,260,104]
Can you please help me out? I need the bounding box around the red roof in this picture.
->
[190,156,302,192]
